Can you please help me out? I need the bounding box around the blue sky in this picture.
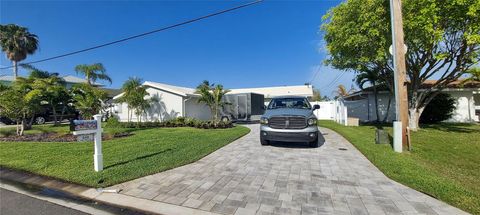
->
[0,0,355,97]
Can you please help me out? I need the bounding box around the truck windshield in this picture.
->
[268,98,312,109]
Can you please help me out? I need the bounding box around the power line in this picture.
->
[0,0,263,70]
[308,64,321,84]
[319,70,345,92]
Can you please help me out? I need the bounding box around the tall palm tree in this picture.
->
[0,24,39,79]
[355,70,381,122]
[74,63,112,85]
[195,80,230,125]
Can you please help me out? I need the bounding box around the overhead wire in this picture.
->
[0,0,263,70]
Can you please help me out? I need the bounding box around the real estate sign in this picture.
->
[72,115,104,172]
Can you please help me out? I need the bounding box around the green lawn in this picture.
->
[0,124,71,137]
[0,125,250,187]
[319,120,480,215]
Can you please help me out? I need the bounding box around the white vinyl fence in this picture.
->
[312,99,348,126]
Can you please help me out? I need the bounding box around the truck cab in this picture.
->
[259,96,320,147]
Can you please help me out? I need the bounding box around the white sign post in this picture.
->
[72,114,103,172]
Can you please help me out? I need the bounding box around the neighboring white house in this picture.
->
[112,81,314,122]
[343,80,480,123]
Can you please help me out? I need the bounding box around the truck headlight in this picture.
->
[260,117,269,125]
[307,118,317,126]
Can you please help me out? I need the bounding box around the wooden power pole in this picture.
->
[389,0,410,150]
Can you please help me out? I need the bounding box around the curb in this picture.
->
[0,168,220,215]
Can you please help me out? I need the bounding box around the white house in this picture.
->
[112,81,313,122]
[343,80,480,123]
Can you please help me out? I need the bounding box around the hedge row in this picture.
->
[105,117,233,129]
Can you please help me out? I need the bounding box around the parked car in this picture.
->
[259,96,320,147]
[0,116,15,125]
[0,105,79,125]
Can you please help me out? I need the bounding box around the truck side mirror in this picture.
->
[313,104,320,110]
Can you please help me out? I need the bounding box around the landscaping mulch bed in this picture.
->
[0,132,132,142]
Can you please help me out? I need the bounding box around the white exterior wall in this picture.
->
[444,90,477,122]
[345,89,478,123]
[185,98,212,121]
[113,87,184,122]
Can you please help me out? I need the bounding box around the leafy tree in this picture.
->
[74,63,112,85]
[22,65,70,125]
[195,80,230,125]
[461,67,480,85]
[322,0,480,130]
[71,83,107,119]
[0,24,39,79]
[0,81,40,135]
[419,93,456,123]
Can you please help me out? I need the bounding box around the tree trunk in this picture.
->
[20,119,26,136]
[16,120,20,136]
[373,86,380,122]
[408,106,424,131]
[13,61,18,80]
[51,104,59,126]
[382,95,392,122]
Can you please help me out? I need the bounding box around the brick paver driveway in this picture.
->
[110,124,467,215]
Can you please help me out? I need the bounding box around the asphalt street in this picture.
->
[0,188,88,215]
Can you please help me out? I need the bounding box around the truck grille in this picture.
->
[269,116,307,129]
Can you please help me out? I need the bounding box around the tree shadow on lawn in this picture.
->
[420,123,479,133]
[104,148,173,170]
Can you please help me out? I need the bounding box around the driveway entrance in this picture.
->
[110,124,467,215]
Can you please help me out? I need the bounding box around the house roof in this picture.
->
[228,85,314,98]
[144,81,197,96]
[344,79,480,99]
[62,75,103,86]
[112,81,314,99]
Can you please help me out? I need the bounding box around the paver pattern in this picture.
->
[110,124,468,215]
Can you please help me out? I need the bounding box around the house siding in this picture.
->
[345,89,479,123]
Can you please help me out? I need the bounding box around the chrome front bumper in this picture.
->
[260,125,319,142]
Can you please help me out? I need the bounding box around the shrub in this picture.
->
[105,117,121,128]
[420,93,456,124]
[104,117,233,129]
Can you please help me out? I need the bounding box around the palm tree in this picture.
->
[118,77,143,122]
[0,24,39,79]
[71,83,108,119]
[74,63,112,85]
[195,81,230,125]
[355,70,381,122]
[335,84,349,97]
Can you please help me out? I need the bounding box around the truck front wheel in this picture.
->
[309,140,319,148]
[260,137,269,146]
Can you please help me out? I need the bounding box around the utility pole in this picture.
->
[389,0,410,151]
